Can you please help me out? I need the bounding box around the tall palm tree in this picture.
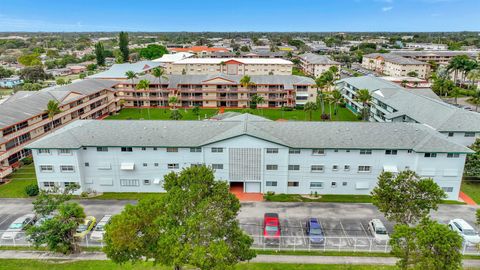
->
[471,89,480,112]
[151,67,167,89]
[329,90,344,119]
[467,69,480,89]
[303,101,318,121]
[355,89,372,121]
[45,100,61,130]
[137,79,151,119]
[315,70,335,115]
[240,75,255,89]
[125,70,137,87]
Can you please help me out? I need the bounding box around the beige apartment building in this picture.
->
[390,51,478,65]
[0,80,119,180]
[165,58,294,76]
[116,74,315,108]
[362,53,430,79]
[298,53,341,78]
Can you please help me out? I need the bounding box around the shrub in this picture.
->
[20,156,33,165]
[314,191,318,197]
[80,191,89,198]
[25,184,39,197]
[266,191,275,196]
[281,106,294,111]
[295,104,304,110]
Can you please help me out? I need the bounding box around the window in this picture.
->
[144,179,151,185]
[212,164,224,170]
[141,147,146,151]
[288,165,300,171]
[190,147,202,153]
[358,166,372,172]
[446,153,460,158]
[38,149,50,155]
[465,132,475,137]
[331,182,337,188]
[143,163,147,167]
[424,153,437,158]
[266,165,278,170]
[121,147,133,152]
[43,182,55,188]
[442,187,454,192]
[289,149,301,154]
[211,147,223,153]
[360,149,372,155]
[96,147,108,152]
[342,182,348,186]
[120,179,139,186]
[448,132,454,137]
[310,182,323,188]
[64,182,76,188]
[344,165,351,171]
[154,163,159,167]
[311,165,324,172]
[266,181,277,187]
[288,181,299,187]
[266,148,279,154]
[166,148,178,152]
[153,147,158,151]
[60,165,75,173]
[84,162,89,167]
[385,149,398,155]
[39,165,54,172]
[332,165,339,171]
[168,163,179,169]
[82,147,87,150]
[334,149,339,152]
[58,149,71,155]
[346,149,350,153]
[312,149,325,155]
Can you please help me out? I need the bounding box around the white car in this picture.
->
[1,214,36,240]
[90,215,112,241]
[448,219,480,246]
[368,219,389,244]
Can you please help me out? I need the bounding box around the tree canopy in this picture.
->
[118,31,129,63]
[104,166,255,270]
[371,170,446,225]
[465,138,480,177]
[94,42,106,66]
[139,44,168,60]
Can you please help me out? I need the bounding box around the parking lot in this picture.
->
[0,199,479,254]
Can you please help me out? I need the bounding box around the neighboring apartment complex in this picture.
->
[165,58,294,76]
[298,53,341,78]
[168,46,230,57]
[337,76,480,146]
[28,116,471,200]
[390,50,478,65]
[0,80,119,179]
[404,43,448,51]
[117,74,316,108]
[362,53,430,79]
[88,61,164,80]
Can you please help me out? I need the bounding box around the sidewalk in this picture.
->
[0,250,480,267]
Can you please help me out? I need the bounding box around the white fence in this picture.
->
[1,231,480,255]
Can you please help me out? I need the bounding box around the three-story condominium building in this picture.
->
[362,53,430,79]
[298,53,341,78]
[0,80,119,179]
[27,114,471,200]
[116,74,316,108]
[337,76,480,146]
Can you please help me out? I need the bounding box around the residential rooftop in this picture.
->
[299,53,340,65]
[364,53,427,65]
[171,58,293,65]
[88,61,164,79]
[26,116,472,154]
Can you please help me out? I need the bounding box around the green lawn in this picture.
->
[0,259,396,270]
[87,192,165,200]
[105,106,359,122]
[461,181,480,203]
[0,163,37,198]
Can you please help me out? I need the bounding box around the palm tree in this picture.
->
[355,89,372,121]
[315,70,335,115]
[151,67,167,89]
[168,96,179,110]
[329,90,344,119]
[240,75,255,89]
[45,100,61,131]
[467,69,480,89]
[137,79,151,119]
[471,89,480,112]
[125,70,137,87]
[303,101,318,121]
[250,94,265,114]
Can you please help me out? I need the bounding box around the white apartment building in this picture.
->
[165,58,293,76]
[298,53,340,78]
[28,115,471,200]
[405,43,448,51]
[337,76,480,146]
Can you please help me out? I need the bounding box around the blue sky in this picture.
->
[0,0,478,32]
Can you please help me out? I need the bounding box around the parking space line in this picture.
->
[359,222,369,237]
[0,215,12,227]
[339,220,348,238]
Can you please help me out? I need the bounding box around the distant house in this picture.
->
[46,68,72,77]
[169,46,230,58]
[67,65,87,74]
[0,76,23,88]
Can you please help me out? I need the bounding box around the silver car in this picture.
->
[1,214,36,240]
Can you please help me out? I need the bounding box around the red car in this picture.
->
[263,213,281,244]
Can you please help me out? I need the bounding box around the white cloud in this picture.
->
[382,6,393,11]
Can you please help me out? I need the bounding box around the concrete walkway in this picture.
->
[1,250,480,267]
